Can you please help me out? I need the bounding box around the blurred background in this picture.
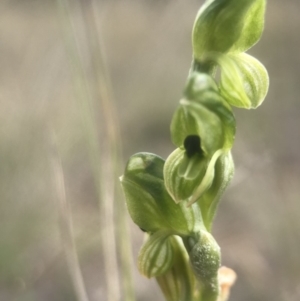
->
[1,0,300,300]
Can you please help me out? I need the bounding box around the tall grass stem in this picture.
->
[56,1,122,300]
[49,129,89,301]
[78,1,136,299]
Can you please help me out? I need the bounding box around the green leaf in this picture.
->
[138,231,174,278]
[171,73,236,154]
[217,53,269,109]
[120,152,191,235]
[192,0,260,60]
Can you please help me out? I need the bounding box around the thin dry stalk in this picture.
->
[77,1,136,300]
[56,1,121,300]
[49,130,89,301]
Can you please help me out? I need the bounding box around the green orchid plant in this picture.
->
[120,0,268,300]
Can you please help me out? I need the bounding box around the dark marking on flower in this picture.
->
[184,135,203,158]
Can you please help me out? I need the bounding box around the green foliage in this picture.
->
[120,153,191,235]
[121,0,268,300]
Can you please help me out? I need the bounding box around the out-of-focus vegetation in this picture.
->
[0,0,300,300]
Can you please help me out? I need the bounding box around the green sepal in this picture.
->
[164,148,234,229]
[192,0,266,60]
[156,236,196,301]
[171,72,236,155]
[186,149,225,208]
[232,0,266,53]
[195,151,234,231]
[120,152,190,235]
[217,53,269,109]
[184,231,221,301]
[138,231,174,278]
[163,147,209,204]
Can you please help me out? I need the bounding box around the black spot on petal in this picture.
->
[184,135,203,158]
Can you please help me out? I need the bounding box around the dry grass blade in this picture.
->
[56,0,122,300]
[78,1,136,300]
[49,129,89,301]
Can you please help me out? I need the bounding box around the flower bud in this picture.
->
[187,231,221,301]
[217,53,269,109]
[120,152,190,234]
[138,231,174,278]
[156,236,195,301]
[192,0,266,60]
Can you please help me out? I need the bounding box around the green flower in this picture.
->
[216,53,269,109]
[164,73,235,208]
[164,148,234,226]
[138,231,175,278]
[192,0,266,60]
[156,236,195,301]
[163,147,210,204]
[171,72,235,155]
